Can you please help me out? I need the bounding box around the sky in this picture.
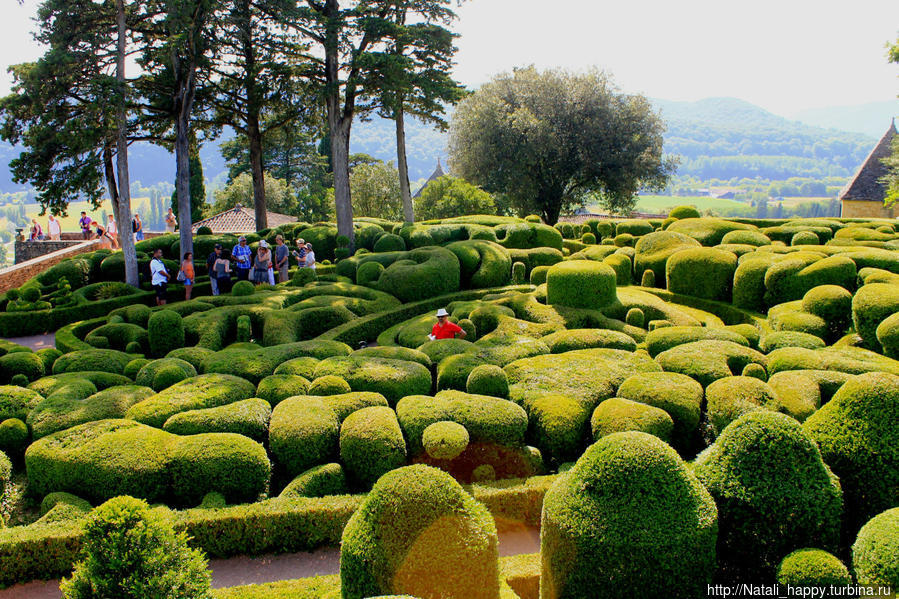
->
[1,0,897,118]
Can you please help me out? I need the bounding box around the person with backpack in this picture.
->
[213,248,233,294]
[150,248,170,306]
[207,243,223,295]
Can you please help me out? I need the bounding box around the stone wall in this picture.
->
[0,240,104,293]
[15,240,85,264]
[841,200,897,219]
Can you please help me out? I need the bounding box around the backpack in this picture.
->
[132,219,138,232]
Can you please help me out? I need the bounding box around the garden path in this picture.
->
[1,334,55,351]
[0,526,540,598]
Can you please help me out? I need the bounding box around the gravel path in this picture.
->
[0,527,540,598]
[2,334,56,351]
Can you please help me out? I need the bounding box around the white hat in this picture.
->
[436,308,449,317]
[259,240,269,248]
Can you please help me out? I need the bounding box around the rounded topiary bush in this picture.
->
[529,393,591,465]
[777,549,851,588]
[466,365,509,399]
[147,310,185,359]
[625,308,644,328]
[339,406,407,489]
[791,231,819,246]
[236,315,252,343]
[852,507,899,589]
[875,311,899,359]
[580,232,596,245]
[530,265,550,286]
[279,463,348,499]
[357,261,385,286]
[269,397,339,478]
[0,449,10,497]
[705,376,779,436]
[422,421,470,460]
[694,411,843,580]
[616,372,702,448]
[759,331,826,353]
[540,432,717,599]
[256,374,310,406]
[666,247,737,301]
[162,398,272,443]
[546,261,617,310]
[458,318,476,341]
[511,261,526,284]
[0,418,29,455]
[309,375,352,396]
[668,205,701,220]
[640,268,656,287]
[373,233,406,253]
[274,356,320,379]
[196,226,213,236]
[168,433,271,505]
[0,385,44,422]
[803,372,899,533]
[0,352,44,384]
[590,397,673,443]
[135,358,197,392]
[340,464,500,599]
[741,362,767,381]
[232,280,255,296]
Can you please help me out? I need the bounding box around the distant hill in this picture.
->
[793,100,899,138]
[0,97,886,195]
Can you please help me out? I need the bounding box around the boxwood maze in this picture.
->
[1,212,899,597]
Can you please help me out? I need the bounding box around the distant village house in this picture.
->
[840,121,897,219]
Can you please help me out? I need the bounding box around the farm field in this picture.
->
[0,211,897,597]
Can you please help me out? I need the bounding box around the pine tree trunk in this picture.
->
[395,104,414,223]
[115,0,138,287]
[249,118,267,231]
[175,114,193,259]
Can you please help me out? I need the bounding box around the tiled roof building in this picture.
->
[191,204,296,233]
[841,121,898,219]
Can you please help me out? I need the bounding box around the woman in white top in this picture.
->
[304,243,316,269]
[107,215,119,249]
[47,215,61,240]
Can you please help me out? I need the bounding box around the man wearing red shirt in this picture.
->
[430,308,467,340]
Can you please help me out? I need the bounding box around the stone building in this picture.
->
[840,121,897,218]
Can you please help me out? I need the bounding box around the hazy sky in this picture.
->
[1,0,897,118]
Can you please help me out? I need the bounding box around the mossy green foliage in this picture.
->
[603,253,631,286]
[766,345,899,377]
[529,265,550,286]
[445,240,513,289]
[644,325,748,357]
[416,338,477,364]
[525,393,591,465]
[339,406,407,489]
[505,348,661,410]
[166,347,215,371]
[803,373,899,532]
[269,397,339,477]
[590,397,673,443]
[777,549,851,588]
[340,464,500,599]
[511,261,526,284]
[0,417,29,455]
[29,371,131,397]
[705,376,782,436]
[236,315,252,343]
[655,340,767,388]
[373,233,406,253]
[853,283,899,351]
[633,231,701,286]
[85,322,148,352]
[465,364,509,399]
[791,230,819,245]
[308,375,352,396]
[396,391,528,456]
[0,449,10,497]
[148,310,185,358]
[26,419,270,505]
[720,230,771,246]
[59,496,212,599]
[545,261,617,310]
[232,280,256,297]
[0,385,43,421]
[852,507,899,588]
[759,331,825,353]
[668,206,701,220]
[624,307,644,328]
[29,385,155,439]
[422,421,470,460]
[202,341,351,385]
[765,255,856,307]
[0,352,45,384]
[313,356,431,406]
[375,247,461,303]
[616,372,702,447]
[540,432,717,599]
[162,398,272,442]
[51,350,137,377]
[135,358,198,392]
[353,346,431,368]
[126,374,257,428]
[255,374,311,406]
[279,463,348,499]
[694,411,842,579]
[540,329,637,354]
[666,217,755,246]
[666,247,737,301]
[273,356,320,379]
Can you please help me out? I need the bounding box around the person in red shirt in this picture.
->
[430,308,466,340]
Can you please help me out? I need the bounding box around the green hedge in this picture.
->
[28,385,155,439]
[633,231,701,286]
[375,247,461,303]
[540,432,717,599]
[777,549,851,588]
[126,374,257,428]
[666,247,737,301]
[654,340,767,388]
[446,240,513,289]
[0,385,43,421]
[52,349,133,377]
[162,398,272,442]
[705,376,781,435]
[666,217,756,246]
[269,397,340,478]
[279,463,348,499]
[0,352,45,384]
[546,261,617,310]
[852,507,899,588]
[313,356,431,406]
[616,372,703,448]
[255,374,311,406]
[148,310,185,358]
[135,358,197,391]
[590,397,673,443]
[526,393,590,465]
[340,465,500,599]
[0,290,155,338]
[338,406,407,489]
[644,325,748,357]
[694,411,842,579]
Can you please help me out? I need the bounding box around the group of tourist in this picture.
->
[28,207,178,249]
[148,235,316,306]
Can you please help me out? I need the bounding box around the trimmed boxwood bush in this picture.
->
[126,373,257,428]
[135,358,197,391]
[876,311,899,359]
[705,376,780,436]
[765,255,856,307]
[162,398,272,442]
[720,230,771,246]
[803,372,899,532]
[279,463,348,499]
[308,375,352,396]
[340,464,500,599]
[313,356,431,406]
[546,261,617,310]
[666,247,737,301]
[0,418,29,455]
[269,397,339,477]
[540,432,717,599]
[0,385,43,421]
[668,205,701,220]
[255,374,311,406]
[0,352,45,384]
[616,372,703,448]
[148,310,185,358]
[590,397,673,443]
[29,371,131,396]
[694,411,843,579]
[339,406,407,489]
[466,364,509,398]
[759,331,826,352]
[28,385,155,439]
[0,448,10,496]
[633,231,701,286]
[373,233,406,253]
[667,217,755,246]
[273,356,320,379]
[852,507,899,588]
[445,240,512,290]
[376,247,461,303]
[232,280,255,296]
[529,265,550,286]
[654,340,767,388]
[353,346,431,368]
[777,549,851,588]
[528,393,591,464]
[51,349,132,376]
[541,329,636,354]
[422,420,470,460]
[791,230,819,245]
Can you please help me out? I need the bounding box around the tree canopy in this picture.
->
[414,175,495,221]
[448,67,677,222]
[213,171,292,216]
[350,161,403,221]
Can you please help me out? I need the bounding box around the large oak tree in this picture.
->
[448,67,677,223]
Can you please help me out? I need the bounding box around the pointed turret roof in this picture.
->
[839,120,898,202]
[413,159,447,198]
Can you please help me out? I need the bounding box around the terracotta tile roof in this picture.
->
[839,121,897,203]
[191,204,296,233]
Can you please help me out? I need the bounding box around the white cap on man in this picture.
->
[436,308,449,317]
[259,240,269,248]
